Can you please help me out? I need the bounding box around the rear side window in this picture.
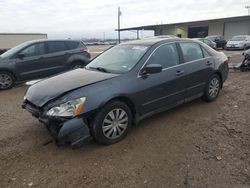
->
[19,42,45,57]
[66,41,79,50]
[47,41,67,53]
[147,43,179,69]
[180,42,204,62]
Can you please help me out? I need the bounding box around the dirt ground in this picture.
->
[0,51,250,188]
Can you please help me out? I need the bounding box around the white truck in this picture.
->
[0,33,47,54]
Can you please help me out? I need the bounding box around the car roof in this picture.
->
[206,35,222,37]
[120,37,193,46]
[25,39,82,43]
[232,35,249,37]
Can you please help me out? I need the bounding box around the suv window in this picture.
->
[147,43,179,69]
[19,42,45,58]
[180,42,204,62]
[66,41,79,50]
[47,41,67,53]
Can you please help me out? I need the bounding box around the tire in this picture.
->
[91,100,132,145]
[70,61,85,69]
[202,74,221,102]
[0,71,15,90]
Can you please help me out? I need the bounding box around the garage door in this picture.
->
[224,20,250,40]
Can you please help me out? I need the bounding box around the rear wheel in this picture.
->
[202,74,221,102]
[71,61,85,69]
[0,71,15,90]
[91,101,132,145]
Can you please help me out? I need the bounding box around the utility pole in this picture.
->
[118,7,122,44]
[246,6,250,16]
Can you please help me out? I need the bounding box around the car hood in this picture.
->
[25,68,118,107]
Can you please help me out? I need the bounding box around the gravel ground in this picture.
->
[0,52,249,188]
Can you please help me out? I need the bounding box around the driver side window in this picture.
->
[147,43,180,69]
[19,43,45,58]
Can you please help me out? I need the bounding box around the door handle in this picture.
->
[176,70,185,76]
[39,56,45,59]
[206,61,212,66]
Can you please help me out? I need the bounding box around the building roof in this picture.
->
[0,33,47,35]
[118,15,250,31]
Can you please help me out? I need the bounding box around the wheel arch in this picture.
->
[103,96,137,124]
[213,71,223,88]
[68,55,90,67]
[0,69,17,80]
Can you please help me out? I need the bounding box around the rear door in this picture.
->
[43,41,71,75]
[178,42,214,101]
[135,43,187,114]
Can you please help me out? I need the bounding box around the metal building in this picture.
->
[119,16,250,40]
[0,33,47,52]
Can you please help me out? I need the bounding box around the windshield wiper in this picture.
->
[88,67,110,73]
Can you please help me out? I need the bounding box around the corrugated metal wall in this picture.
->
[224,20,250,40]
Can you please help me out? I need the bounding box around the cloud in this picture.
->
[0,0,249,39]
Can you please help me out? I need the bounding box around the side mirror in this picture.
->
[17,53,25,59]
[141,64,162,75]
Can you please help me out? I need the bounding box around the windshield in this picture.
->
[0,41,31,59]
[86,44,149,74]
[231,36,247,41]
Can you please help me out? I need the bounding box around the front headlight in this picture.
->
[47,97,86,117]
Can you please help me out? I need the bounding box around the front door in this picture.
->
[134,43,187,115]
[15,42,48,80]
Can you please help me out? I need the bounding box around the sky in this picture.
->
[0,0,250,39]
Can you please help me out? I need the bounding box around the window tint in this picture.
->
[66,41,79,50]
[19,43,45,57]
[48,41,67,53]
[147,43,179,68]
[180,42,204,62]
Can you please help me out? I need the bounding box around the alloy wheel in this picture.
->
[0,73,13,89]
[208,78,220,98]
[102,108,128,140]
[72,64,83,69]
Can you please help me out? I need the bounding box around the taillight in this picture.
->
[224,59,229,64]
[80,48,90,54]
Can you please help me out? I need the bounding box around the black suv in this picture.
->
[0,39,91,89]
[205,35,227,49]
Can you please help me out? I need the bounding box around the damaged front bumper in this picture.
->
[22,100,92,148]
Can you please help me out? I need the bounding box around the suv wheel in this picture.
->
[71,62,84,69]
[91,101,132,145]
[0,71,14,90]
[202,74,221,102]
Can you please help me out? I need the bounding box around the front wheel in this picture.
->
[0,71,15,90]
[91,101,132,145]
[202,74,221,102]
